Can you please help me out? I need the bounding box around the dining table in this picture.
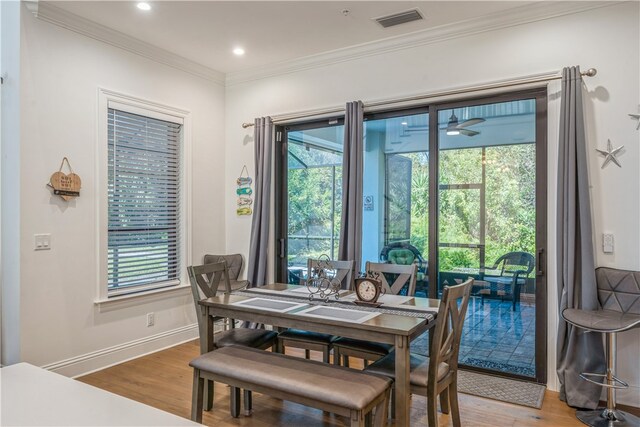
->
[198,283,440,426]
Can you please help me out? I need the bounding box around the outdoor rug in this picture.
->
[463,357,536,378]
[457,370,546,409]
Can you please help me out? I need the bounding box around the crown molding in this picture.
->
[30,1,226,86]
[226,1,621,86]
[24,1,622,88]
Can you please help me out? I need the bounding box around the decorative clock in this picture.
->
[354,272,385,307]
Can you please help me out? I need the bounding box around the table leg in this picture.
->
[395,334,410,426]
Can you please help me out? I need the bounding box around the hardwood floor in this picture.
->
[78,340,582,426]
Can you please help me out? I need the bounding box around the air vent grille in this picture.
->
[375,9,423,28]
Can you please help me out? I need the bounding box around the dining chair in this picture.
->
[364,278,473,427]
[277,258,355,363]
[203,254,250,331]
[332,261,418,367]
[188,261,278,416]
[203,253,249,292]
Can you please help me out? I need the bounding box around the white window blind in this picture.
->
[108,108,182,296]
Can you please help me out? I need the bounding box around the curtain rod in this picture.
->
[241,68,597,128]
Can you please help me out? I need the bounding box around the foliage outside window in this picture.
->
[287,140,342,268]
[438,144,536,273]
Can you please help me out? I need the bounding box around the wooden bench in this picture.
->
[190,345,392,427]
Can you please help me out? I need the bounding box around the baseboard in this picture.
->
[41,323,200,378]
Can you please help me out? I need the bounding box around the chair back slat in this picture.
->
[365,261,418,296]
[188,261,232,300]
[187,261,233,350]
[307,259,355,290]
[428,278,473,385]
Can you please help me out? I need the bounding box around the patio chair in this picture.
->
[479,251,534,311]
[380,242,427,285]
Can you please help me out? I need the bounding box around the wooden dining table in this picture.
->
[198,283,440,426]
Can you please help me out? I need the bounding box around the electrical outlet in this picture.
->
[603,233,614,254]
[146,312,155,327]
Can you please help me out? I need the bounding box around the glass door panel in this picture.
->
[437,98,539,379]
[279,123,344,285]
[362,111,430,296]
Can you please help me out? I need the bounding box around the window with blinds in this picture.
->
[108,108,182,296]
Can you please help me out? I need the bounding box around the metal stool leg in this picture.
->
[577,332,640,427]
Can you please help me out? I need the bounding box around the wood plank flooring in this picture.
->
[78,340,582,426]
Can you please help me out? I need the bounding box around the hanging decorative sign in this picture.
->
[47,157,81,201]
[236,165,253,216]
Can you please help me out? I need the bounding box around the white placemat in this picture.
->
[231,297,308,313]
[295,305,380,323]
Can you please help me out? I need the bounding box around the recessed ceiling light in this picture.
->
[137,2,151,11]
[233,47,245,56]
[401,121,408,126]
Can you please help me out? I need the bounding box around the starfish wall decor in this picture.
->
[630,113,640,130]
[595,139,624,168]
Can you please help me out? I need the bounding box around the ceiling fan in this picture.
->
[443,110,485,136]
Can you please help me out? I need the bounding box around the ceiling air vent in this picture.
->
[375,9,423,28]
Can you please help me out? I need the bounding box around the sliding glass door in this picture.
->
[432,91,547,382]
[274,89,547,382]
[361,109,430,296]
[275,119,344,284]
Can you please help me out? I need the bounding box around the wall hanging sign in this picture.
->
[48,157,81,201]
[236,165,253,216]
[363,195,374,211]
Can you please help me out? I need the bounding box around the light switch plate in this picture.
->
[34,234,51,251]
[603,233,614,254]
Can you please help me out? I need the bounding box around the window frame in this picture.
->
[96,88,192,302]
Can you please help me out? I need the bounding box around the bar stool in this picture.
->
[562,267,640,427]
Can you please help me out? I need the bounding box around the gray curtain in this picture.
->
[338,101,364,275]
[556,66,605,409]
[247,117,273,289]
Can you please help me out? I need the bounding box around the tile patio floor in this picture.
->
[459,296,536,377]
[412,295,536,378]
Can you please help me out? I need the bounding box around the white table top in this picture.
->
[1,363,202,426]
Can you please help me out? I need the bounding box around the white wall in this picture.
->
[225,3,640,405]
[15,8,226,375]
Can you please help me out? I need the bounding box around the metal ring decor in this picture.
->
[306,254,342,303]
